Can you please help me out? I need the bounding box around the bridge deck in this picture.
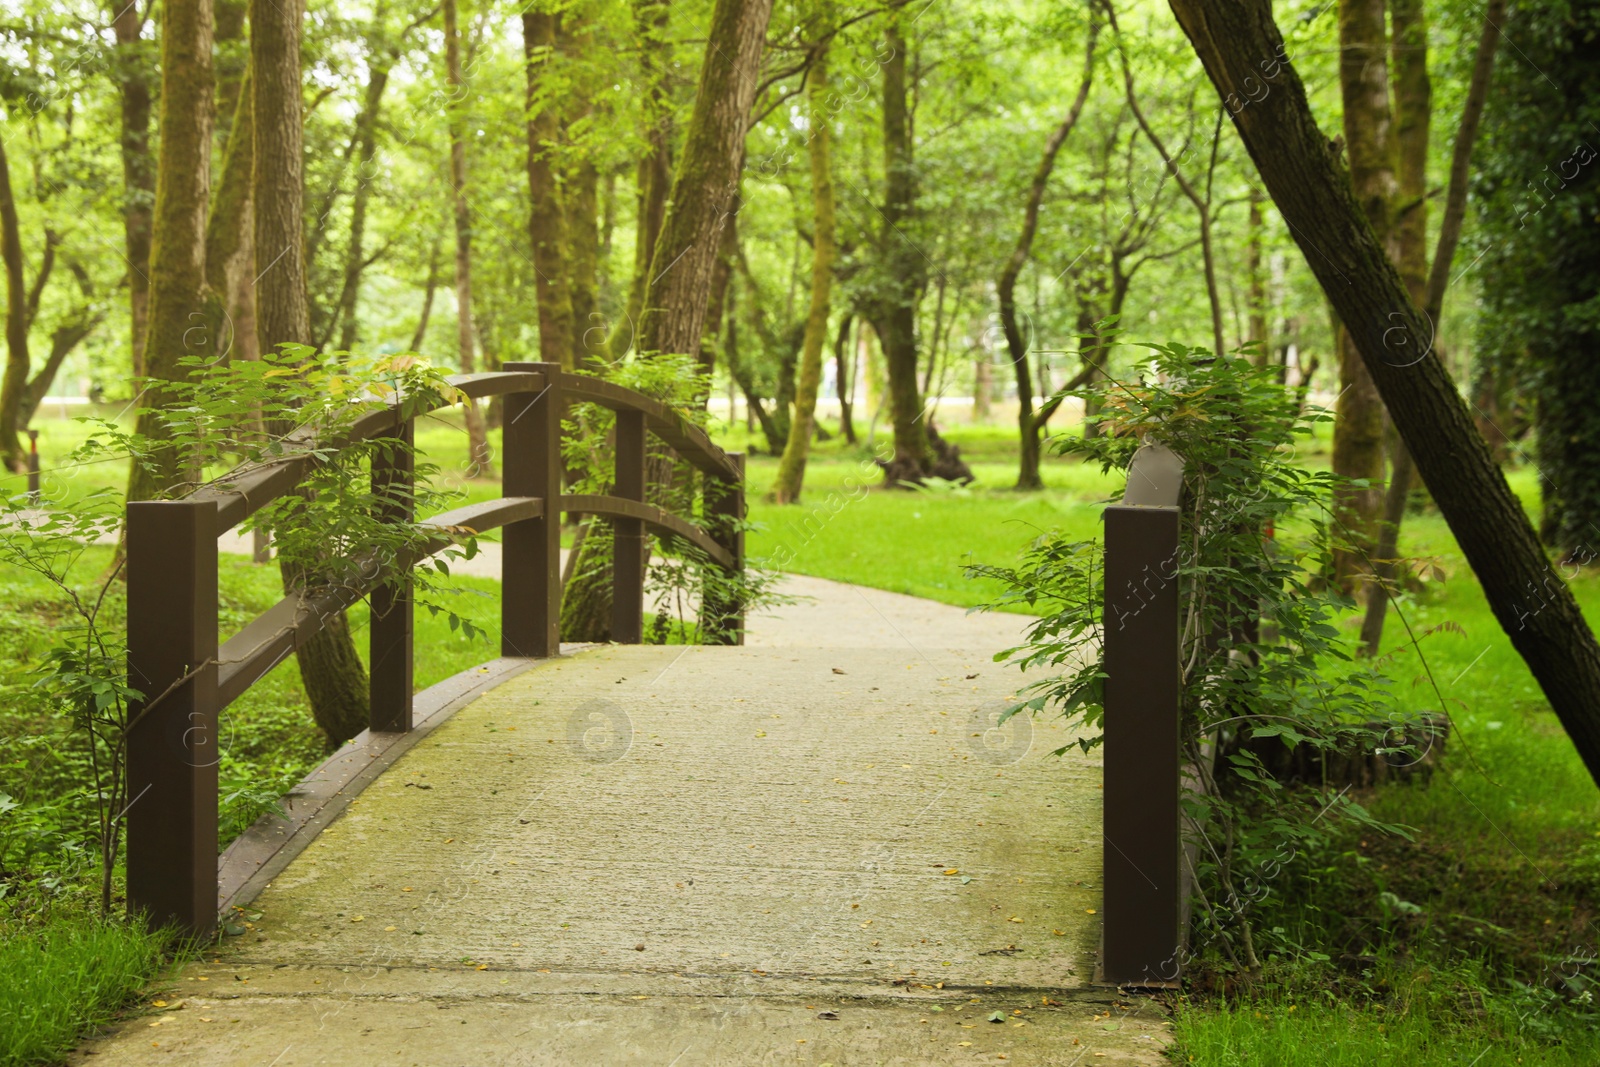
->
[75,578,1171,1064]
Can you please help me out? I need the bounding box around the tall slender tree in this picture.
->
[772,42,837,504]
[442,0,492,475]
[253,0,371,749]
[107,0,154,377]
[523,6,575,369]
[1000,9,1098,490]
[1328,0,1397,589]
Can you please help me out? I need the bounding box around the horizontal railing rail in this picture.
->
[123,362,744,936]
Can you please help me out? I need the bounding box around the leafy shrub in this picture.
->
[974,343,1422,974]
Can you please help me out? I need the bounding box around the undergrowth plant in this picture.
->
[0,348,482,912]
[561,354,784,643]
[974,342,1426,977]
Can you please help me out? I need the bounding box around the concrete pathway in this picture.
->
[74,582,1171,1066]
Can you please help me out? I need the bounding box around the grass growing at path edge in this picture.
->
[0,914,168,1067]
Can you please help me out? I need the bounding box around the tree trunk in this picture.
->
[1001,12,1096,490]
[443,0,491,476]
[126,0,217,505]
[334,60,391,353]
[109,0,154,378]
[567,157,604,366]
[523,10,575,370]
[698,190,741,380]
[772,48,837,505]
[635,0,774,356]
[253,0,369,750]
[724,274,784,452]
[614,0,673,355]
[835,312,856,442]
[1167,0,1600,788]
[1363,0,1504,654]
[0,137,29,473]
[206,63,253,356]
[1329,0,1397,589]
[869,21,933,483]
[22,309,106,428]
[411,236,441,352]
[1246,186,1269,361]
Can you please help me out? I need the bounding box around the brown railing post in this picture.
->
[370,419,415,732]
[1101,443,1185,986]
[125,499,220,937]
[501,363,562,657]
[703,454,746,645]
[611,408,647,644]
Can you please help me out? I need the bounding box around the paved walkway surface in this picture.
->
[74,579,1171,1065]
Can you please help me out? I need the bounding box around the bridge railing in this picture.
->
[123,361,744,936]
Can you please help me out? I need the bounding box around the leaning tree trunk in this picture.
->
[1328,0,1397,590]
[109,0,155,378]
[442,0,492,476]
[1000,11,1096,490]
[253,0,369,750]
[772,46,837,504]
[635,0,774,356]
[563,0,773,640]
[1166,0,1600,788]
[126,0,217,506]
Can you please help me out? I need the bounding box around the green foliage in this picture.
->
[974,344,1419,972]
[0,911,169,1067]
[1474,0,1600,557]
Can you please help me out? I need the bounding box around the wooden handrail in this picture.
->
[193,369,547,535]
[123,360,745,938]
[562,493,735,569]
[214,497,545,710]
[561,374,742,483]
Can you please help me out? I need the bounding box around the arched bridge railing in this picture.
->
[123,361,744,936]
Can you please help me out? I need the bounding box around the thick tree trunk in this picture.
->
[109,0,154,378]
[1000,13,1096,490]
[635,0,774,356]
[869,22,932,482]
[523,11,575,370]
[126,0,217,505]
[773,48,837,505]
[443,0,491,476]
[0,137,29,473]
[1167,0,1600,788]
[253,0,369,751]
[1329,0,1397,589]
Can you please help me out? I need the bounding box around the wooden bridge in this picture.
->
[94,366,1178,1064]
